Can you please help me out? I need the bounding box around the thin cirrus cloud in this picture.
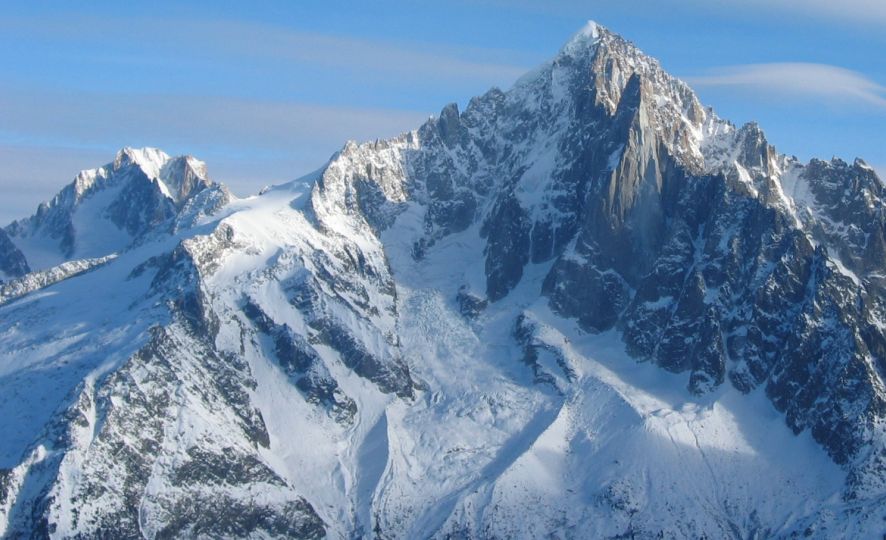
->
[0,89,430,151]
[0,15,531,91]
[198,20,531,84]
[685,63,886,109]
[743,0,886,26]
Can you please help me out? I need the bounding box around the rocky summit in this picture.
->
[0,22,884,538]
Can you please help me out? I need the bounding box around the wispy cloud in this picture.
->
[0,87,430,152]
[0,15,531,90]
[685,63,886,108]
[475,0,886,28]
[747,0,886,27]
[676,0,886,28]
[201,21,530,84]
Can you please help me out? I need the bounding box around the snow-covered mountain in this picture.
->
[1,146,232,275]
[1,22,884,538]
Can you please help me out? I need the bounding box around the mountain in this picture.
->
[1,21,884,538]
[1,147,232,274]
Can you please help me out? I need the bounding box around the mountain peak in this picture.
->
[110,146,213,203]
[558,20,605,57]
[113,146,171,178]
[3,146,225,271]
[571,19,603,42]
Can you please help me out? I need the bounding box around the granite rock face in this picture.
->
[0,21,884,539]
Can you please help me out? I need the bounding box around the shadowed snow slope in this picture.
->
[0,21,884,539]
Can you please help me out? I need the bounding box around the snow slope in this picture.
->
[0,20,884,539]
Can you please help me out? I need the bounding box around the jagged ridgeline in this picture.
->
[1,21,884,539]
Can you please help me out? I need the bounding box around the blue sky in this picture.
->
[1,0,884,224]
